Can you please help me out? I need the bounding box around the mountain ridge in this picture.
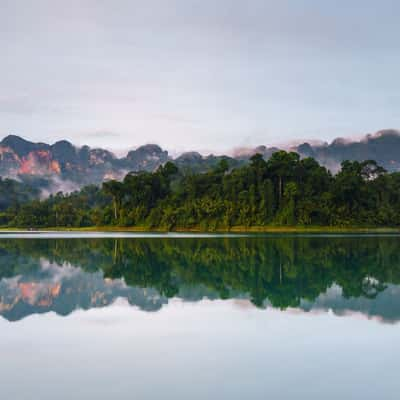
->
[1,129,400,193]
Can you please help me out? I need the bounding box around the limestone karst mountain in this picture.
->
[1,129,400,195]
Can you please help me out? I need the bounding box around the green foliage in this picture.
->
[0,177,39,213]
[2,153,400,229]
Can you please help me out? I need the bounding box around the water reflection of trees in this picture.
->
[0,236,399,309]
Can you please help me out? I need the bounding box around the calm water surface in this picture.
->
[0,234,399,399]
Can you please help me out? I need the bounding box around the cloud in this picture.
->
[0,95,35,115]
[1,1,400,150]
[83,131,121,139]
[40,177,82,198]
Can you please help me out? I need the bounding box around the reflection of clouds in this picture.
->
[232,299,253,310]
[274,306,391,326]
[0,275,21,290]
[76,298,144,327]
[37,259,127,291]
[39,259,83,283]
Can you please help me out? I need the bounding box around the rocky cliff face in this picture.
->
[0,135,241,191]
[293,129,400,172]
[231,129,400,172]
[1,129,400,194]
[0,135,171,189]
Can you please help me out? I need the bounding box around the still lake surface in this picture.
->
[0,233,399,399]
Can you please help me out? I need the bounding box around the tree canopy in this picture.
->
[2,152,400,229]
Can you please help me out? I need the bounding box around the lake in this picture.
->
[0,233,399,399]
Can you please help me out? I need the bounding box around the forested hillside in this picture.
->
[2,151,400,229]
[1,130,400,195]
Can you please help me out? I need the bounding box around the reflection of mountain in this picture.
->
[0,261,167,321]
[0,236,400,322]
[299,284,400,323]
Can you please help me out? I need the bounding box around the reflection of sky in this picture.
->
[0,299,399,400]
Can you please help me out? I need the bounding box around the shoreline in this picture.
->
[0,226,400,234]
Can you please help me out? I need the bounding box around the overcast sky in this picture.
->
[1,0,400,153]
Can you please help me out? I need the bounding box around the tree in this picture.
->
[267,151,300,206]
[103,180,124,220]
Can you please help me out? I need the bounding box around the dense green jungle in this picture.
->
[1,151,400,230]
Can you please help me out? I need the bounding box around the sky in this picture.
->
[1,0,400,153]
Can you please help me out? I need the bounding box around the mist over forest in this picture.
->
[0,129,399,196]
